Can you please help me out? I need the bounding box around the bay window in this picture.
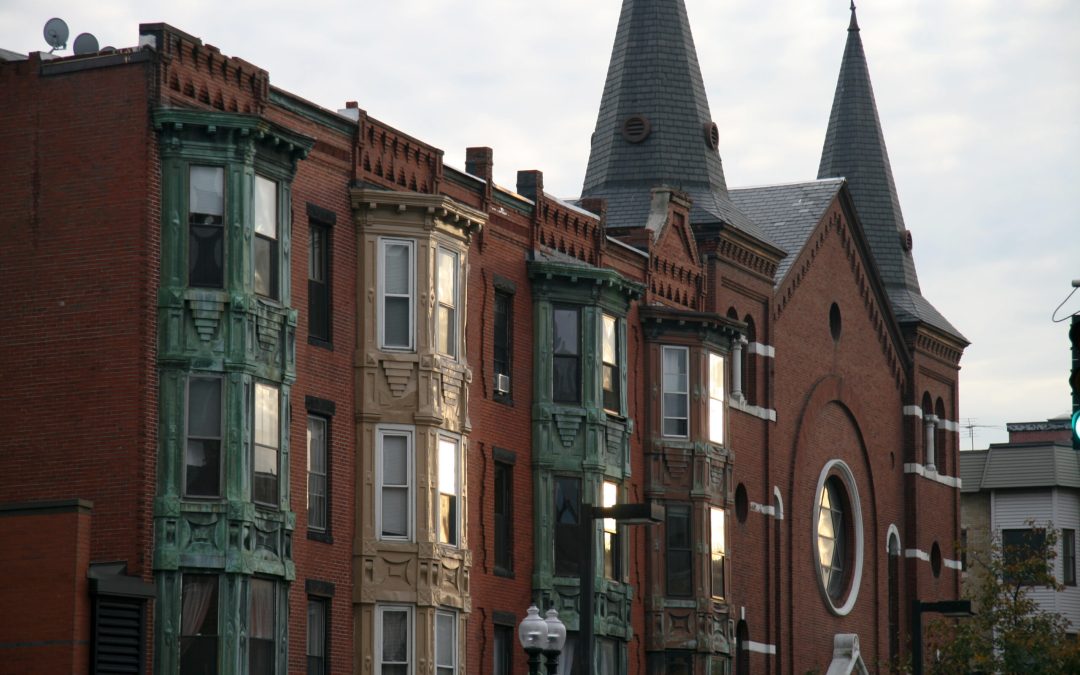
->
[662,346,689,437]
[185,376,222,498]
[253,383,280,506]
[249,578,276,674]
[188,166,225,289]
[436,248,459,358]
[666,503,692,597]
[435,611,457,675]
[552,307,580,404]
[554,477,583,577]
[253,175,279,300]
[710,507,726,599]
[602,314,620,414]
[380,239,414,350]
[708,352,724,444]
[438,436,460,546]
[603,480,620,580]
[376,605,411,675]
[180,575,218,675]
[377,426,413,541]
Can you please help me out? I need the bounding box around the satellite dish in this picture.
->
[73,33,99,55]
[43,18,69,52]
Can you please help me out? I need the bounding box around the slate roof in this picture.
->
[960,444,1080,492]
[817,7,965,342]
[729,179,844,283]
[580,0,774,247]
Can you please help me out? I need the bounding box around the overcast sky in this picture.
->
[4,1,1078,448]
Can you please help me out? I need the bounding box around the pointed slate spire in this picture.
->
[581,0,770,243]
[818,8,965,340]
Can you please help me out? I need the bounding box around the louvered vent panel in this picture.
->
[93,598,144,674]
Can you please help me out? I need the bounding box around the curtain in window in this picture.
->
[181,577,214,644]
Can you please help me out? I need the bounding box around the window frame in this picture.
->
[308,216,331,344]
[554,476,583,578]
[307,415,329,534]
[378,238,415,351]
[601,313,621,415]
[252,382,281,508]
[253,174,280,301]
[184,375,223,499]
[493,455,514,576]
[187,164,226,289]
[492,620,513,675]
[435,610,457,675]
[552,305,581,405]
[436,247,460,358]
[180,573,219,675]
[437,434,461,547]
[493,289,513,400]
[710,507,726,599]
[665,503,693,597]
[1065,529,1076,587]
[602,480,621,581]
[375,604,413,675]
[662,346,690,438]
[248,577,277,675]
[306,596,329,675]
[376,425,414,542]
[707,351,724,444]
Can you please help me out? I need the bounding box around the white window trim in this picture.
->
[375,604,413,675]
[307,415,328,532]
[661,345,690,438]
[435,610,458,675]
[376,425,414,542]
[812,459,864,617]
[436,247,459,359]
[438,433,462,547]
[378,238,415,351]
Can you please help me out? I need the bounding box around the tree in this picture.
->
[926,523,1080,673]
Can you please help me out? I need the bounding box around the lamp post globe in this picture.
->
[542,608,566,675]
[518,604,548,675]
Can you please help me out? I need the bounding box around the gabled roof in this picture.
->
[580,0,774,247]
[817,6,964,342]
[960,443,1080,492]
[729,179,844,283]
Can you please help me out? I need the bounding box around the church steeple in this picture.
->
[582,0,767,241]
[818,7,964,339]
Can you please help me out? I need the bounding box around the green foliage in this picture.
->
[926,523,1080,674]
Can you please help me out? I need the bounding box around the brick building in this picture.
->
[0,2,966,674]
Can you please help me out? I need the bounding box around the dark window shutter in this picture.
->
[92,597,145,674]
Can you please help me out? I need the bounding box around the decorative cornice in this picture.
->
[152,107,314,170]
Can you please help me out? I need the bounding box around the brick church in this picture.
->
[0,1,967,673]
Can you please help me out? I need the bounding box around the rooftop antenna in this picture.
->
[72,32,99,55]
[43,18,69,53]
[961,418,997,450]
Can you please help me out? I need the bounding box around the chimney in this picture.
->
[465,147,494,183]
[516,170,543,202]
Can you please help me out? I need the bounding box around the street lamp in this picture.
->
[579,500,664,674]
[911,598,974,675]
[519,604,567,675]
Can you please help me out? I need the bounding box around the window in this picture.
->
[186,376,222,498]
[708,352,724,444]
[376,605,411,675]
[438,436,460,546]
[380,239,414,350]
[188,165,225,289]
[602,314,620,413]
[494,459,513,575]
[817,477,847,601]
[180,575,218,675]
[552,307,580,404]
[603,481,621,580]
[665,652,693,675]
[253,175,279,300]
[1002,528,1048,584]
[554,477,583,577]
[666,504,692,597]
[253,383,280,506]
[435,611,457,675]
[307,416,328,532]
[494,291,512,387]
[309,220,330,342]
[307,598,328,675]
[493,622,513,675]
[598,638,618,675]
[662,347,689,437]
[249,579,276,674]
[1065,529,1076,586]
[710,507,725,599]
[437,248,459,358]
[377,427,413,541]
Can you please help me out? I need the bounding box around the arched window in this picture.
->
[935,397,947,475]
[888,530,901,669]
[743,315,756,406]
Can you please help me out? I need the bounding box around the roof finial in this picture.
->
[849,1,860,32]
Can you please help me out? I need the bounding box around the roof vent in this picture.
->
[621,115,651,144]
[704,122,720,150]
[901,229,913,251]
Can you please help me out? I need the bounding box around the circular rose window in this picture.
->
[813,460,863,615]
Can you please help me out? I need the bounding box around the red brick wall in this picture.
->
[0,502,93,675]
[0,55,158,578]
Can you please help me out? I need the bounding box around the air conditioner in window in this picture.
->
[494,373,510,394]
